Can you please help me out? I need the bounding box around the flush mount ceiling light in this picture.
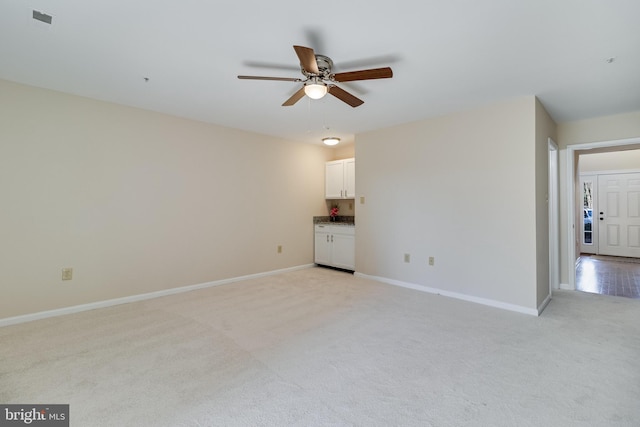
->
[304,78,328,99]
[322,137,340,146]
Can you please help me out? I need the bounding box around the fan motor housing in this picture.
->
[301,54,333,79]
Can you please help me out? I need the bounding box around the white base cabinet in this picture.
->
[314,224,355,270]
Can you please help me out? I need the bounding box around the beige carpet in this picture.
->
[1,267,639,426]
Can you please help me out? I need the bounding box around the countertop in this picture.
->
[313,215,355,226]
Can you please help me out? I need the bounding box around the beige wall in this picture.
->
[331,142,355,160]
[356,96,540,310]
[0,79,332,319]
[7,74,634,320]
[535,98,558,306]
[579,149,640,172]
[558,111,640,147]
[556,110,640,286]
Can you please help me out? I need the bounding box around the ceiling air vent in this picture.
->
[32,10,53,25]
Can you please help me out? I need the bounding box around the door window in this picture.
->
[583,181,593,245]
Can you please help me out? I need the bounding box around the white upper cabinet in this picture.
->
[325,158,355,199]
[344,158,355,198]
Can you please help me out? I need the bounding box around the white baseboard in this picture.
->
[0,264,315,328]
[559,282,573,290]
[537,293,552,315]
[354,272,539,316]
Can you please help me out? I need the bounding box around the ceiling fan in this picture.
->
[238,45,393,108]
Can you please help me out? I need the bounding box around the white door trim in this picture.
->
[581,168,640,176]
[548,138,559,292]
[566,136,640,290]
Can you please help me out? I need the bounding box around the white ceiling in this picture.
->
[2,0,639,145]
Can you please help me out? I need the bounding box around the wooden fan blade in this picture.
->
[293,45,319,74]
[332,67,393,82]
[328,85,364,108]
[282,87,306,106]
[238,75,301,82]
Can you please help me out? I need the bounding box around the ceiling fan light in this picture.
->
[322,137,340,146]
[304,82,328,99]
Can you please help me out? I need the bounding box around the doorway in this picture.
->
[566,138,640,293]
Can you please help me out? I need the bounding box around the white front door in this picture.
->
[597,172,640,258]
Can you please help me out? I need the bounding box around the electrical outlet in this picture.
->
[429,257,435,266]
[277,245,282,254]
[62,268,73,281]
[360,196,365,204]
[404,253,411,263]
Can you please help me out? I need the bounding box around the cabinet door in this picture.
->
[325,161,345,198]
[344,158,355,198]
[331,232,355,270]
[314,231,331,265]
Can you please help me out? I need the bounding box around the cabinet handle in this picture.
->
[326,235,329,242]
[331,235,334,242]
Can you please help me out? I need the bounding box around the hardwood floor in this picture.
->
[576,254,640,298]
